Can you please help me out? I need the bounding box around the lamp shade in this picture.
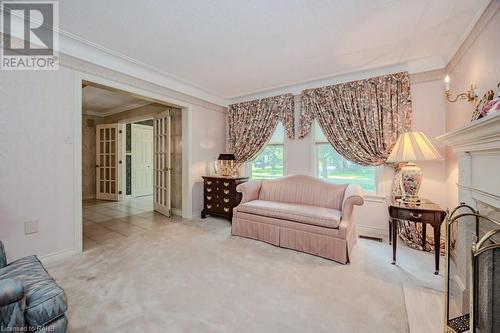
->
[217,154,236,161]
[386,131,442,163]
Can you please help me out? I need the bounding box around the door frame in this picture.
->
[131,123,154,197]
[74,72,192,253]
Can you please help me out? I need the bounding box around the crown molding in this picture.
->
[1,8,229,107]
[446,0,499,72]
[57,31,229,107]
[82,110,105,117]
[229,57,445,103]
[83,100,153,117]
[409,69,446,84]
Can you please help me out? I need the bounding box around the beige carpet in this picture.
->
[47,216,443,333]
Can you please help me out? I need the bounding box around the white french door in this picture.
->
[95,124,121,201]
[132,124,153,197]
[153,111,172,217]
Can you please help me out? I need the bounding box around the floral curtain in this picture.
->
[228,94,294,163]
[299,71,412,166]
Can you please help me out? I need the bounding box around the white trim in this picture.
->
[2,8,229,106]
[229,59,445,103]
[73,73,83,254]
[437,113,500,153]
[444,0,495,69]
[84,101,153,118]
[39,248,81,266]
[82,110,105,117]
[356,224,388,241]
[182,107,192,219]
[74,72,195,257]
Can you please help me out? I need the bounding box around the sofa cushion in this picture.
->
[237,200,342,228]
[0,256,67,328]
[258,175,347,210]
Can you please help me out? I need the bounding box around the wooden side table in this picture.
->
[387,197,446,274]
[201,176,249,221]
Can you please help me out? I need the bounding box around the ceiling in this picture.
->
[82,85,151,116]
[60,0,488,101]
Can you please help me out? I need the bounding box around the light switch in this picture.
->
[25,220,39,235]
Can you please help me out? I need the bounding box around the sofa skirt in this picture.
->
[232,212,357,264]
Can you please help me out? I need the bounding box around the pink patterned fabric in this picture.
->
[299,72,412,166]
[228,94,295,163]
[237,200,342,228]
[257,175,347,210]
[232,175,364,264]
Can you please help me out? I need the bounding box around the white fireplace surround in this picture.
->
[438,112,500,320]
[438,112,500,211]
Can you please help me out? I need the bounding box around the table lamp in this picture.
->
[214,154,238,177]
[386,131,442,203]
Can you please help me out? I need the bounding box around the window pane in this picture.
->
[314,121,327,142]
[316,143,376,192]
[268,123,285,144]
[250,145,284,180]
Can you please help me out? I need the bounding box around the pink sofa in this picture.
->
[232,175,364,263]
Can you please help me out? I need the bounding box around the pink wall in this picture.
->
[444,5,500,208]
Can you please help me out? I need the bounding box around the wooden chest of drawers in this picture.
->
[201,176,249,221]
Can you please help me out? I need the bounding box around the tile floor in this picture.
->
[83,196,177,251]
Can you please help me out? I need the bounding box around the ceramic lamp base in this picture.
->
[399,162,422,203]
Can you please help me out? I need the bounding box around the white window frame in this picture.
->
[311,120,379,196]
[246,123,286,180]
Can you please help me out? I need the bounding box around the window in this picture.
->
[314,121,376,192]
[248,123,285,180]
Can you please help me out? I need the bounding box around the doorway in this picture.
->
[131,122,153,197]
[81,82,183,250]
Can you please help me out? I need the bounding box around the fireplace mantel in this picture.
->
[437,112,500,153]
[438,113,500,210]
[438,112,500,332]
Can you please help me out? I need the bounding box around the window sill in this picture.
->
[363,193,386,203]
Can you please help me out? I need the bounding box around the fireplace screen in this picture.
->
[472,229,500,332]
[446,203,500,333]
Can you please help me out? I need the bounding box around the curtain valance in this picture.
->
[299,71,412,166]
[228,94,294,163]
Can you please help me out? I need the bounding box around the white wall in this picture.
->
[444,6,500,210]
[277,77,448,238]
[0,68,77,260]
[0,64,227,262]
[190,106,227,217]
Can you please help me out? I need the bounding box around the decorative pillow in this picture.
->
[480,96,500,118]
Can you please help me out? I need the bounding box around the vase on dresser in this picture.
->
[201,176,249,221]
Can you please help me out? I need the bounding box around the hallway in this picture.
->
[82,196,172,250]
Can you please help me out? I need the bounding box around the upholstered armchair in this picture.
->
[0,241,68,332]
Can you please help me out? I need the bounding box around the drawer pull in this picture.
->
[207,205,212,209]
[223,182,230,187]
[223,207,230,212]
[223,198,229,203]
[207,181,212,185]
[410,212,422,219]
[224,190,229,194]
[206,196,212,201]
[206,188,212,192]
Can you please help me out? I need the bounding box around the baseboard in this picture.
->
[172,208,182,216]
[39,247,80,266]
[356,224,388,241]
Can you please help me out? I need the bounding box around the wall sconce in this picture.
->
[444,75,478,103]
